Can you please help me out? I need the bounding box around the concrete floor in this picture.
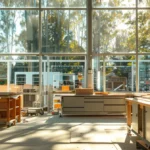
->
[0,113,139,150]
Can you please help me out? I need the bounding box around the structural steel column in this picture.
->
[87,0,93,88]
[136,0,139,92]
[39,0,43,106]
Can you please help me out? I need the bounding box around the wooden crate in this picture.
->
[75,88,93,95]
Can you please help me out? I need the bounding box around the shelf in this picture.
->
[0,95,21,126]
[0,109,7,111]
[0,118,7,121]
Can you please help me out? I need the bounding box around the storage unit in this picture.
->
[52,93,74,111]
[60,95,126,116]
[0,92,21,126]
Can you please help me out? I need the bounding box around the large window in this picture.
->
[44,56,86,90]
[0,10,39,53]
[92,0,150,92]
[0,0,150,96]
[42,10,87,54]
[138,10,150,53]
[93,10,136,53]
[105,56,136,92]
[139,55,150,92]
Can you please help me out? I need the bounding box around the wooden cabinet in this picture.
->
[61,95,126,116]
[126,97,150,143]
[0,93,21,126]
[103,96,125,113]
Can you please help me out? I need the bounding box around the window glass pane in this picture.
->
[0,0,39,8]
[92,0,136,8]
[0,56,41,94]
[42,56,85,91]
[93,56,104,91]
[139,55,150,92]
[32,74,39,85]
[0,62,7,87]
[16,74,26,85]
[41,0,86,8]
[138,10,150,53]
[93,10,136,53]
[42,10,87,54]
[9,56,40,92]
[0,58,8,92]
[105,55,136,92]
[0,10,39,53]
[138,0,150,7]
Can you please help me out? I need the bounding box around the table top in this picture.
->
[0,92,20,99]
[126,97,150,107]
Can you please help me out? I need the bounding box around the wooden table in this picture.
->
[126,97,150,145]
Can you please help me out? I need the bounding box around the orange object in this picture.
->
[54,103,61,109]
[95,92,109,95]
[78,74,83,80]
[62,85,70,91]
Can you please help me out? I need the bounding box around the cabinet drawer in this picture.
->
[63,107,84,111]
[84,101,103,111]
[104,105,125,112]
[104,99,125,104]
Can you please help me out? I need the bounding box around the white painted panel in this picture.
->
[132,103,138,133]
[145,107,150,142]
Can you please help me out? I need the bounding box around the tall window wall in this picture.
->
[0,0,87,108]
[0,0,150,97]
[93,0,150,92]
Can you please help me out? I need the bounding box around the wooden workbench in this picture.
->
[126,96,150,146]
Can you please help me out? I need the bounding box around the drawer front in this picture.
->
[104,99,125,104]
[63,107,84,111]
[104,105,125,112]
[84,101,103,111]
